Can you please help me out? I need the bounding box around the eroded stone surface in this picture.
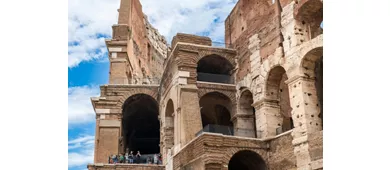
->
[89,0,323,170]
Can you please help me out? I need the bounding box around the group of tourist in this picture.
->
[108,150,162,165]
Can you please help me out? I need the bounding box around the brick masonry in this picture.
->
[90,0,323,170]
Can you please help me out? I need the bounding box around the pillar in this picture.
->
[179,85,203,145]
[94,115,121,163]
[253,99,283,138]
[232,114,256,138]
[286,75,322,170]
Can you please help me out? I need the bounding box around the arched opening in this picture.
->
[197,54,234,84]
[228,150,267,170]
[198,92,234,136]
[238,90,257,138]
[266,66,294,134]
[302,47,323,129]
[164,99,175,146]
[122,94,160,157]
[295,0,323,40]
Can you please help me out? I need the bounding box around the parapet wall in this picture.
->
[171,33,212,48]
[225,0,283,82]
[87,164,165,170]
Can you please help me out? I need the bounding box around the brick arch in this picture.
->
[294,0,323,22]
[238,87,253,98]
[263,64,290,99]
[221,148,268,166]
[197,50,236,68]
[299,47,323,77]
[117,88,159,108]
[198,90,236,104]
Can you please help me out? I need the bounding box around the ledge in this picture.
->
[87,164,165,169]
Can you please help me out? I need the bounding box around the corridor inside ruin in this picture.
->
[266,66,294,134]
[302,47,323,128]
[122,94,160,154]
[238,90,257,137]
[197,54,234,84]
[199,92,234,135]
[228,150,267,170]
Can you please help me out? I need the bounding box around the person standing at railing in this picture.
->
[119,153,125,163]
[129,151,134,163]
[135,151,141,164]
[111,154,118,164]
[158,153,162,165]
[153,153,158,164]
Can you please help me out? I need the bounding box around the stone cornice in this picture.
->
[252,98,279,109]
[284,75,315,85]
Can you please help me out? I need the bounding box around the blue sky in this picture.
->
[68,0,238,169]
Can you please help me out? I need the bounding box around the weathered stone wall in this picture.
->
[268,133,296,170]
[144,14,169,80]
[87,164,165,170]
[108,0,169,85]
[225,0,283,82]
[172,133,269,170]
[171,33,212,48]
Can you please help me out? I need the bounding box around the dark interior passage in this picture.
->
[197,54,234,84]
[122,94,160,154]
[199,92,233,128]
[228,150,267,170]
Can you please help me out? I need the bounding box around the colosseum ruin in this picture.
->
[88,0,323,169]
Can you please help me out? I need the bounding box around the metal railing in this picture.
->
[197,72,234,84]
[196,124,234,136]
[196,124,265,138]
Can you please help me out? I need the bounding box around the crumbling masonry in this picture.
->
[88,0,323,170]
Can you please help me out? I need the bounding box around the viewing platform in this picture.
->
[87,164,165,170]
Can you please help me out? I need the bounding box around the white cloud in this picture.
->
[68,0,120,68]
[68,135,95,168]
[142,0,238,43]
[68,0,238,67]
[68,86,100,125]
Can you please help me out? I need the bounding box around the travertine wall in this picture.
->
[90,0,323,170]
[107,0,169,85]
[225,0,283,82]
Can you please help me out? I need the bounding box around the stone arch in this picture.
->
[162,99,175,163]
[118,88,158,108]
[264,66,294,134]
[196,54,235,84]
[121,94,160,156]
[198,90,236,105]
[223,149,268,170]
[300,47,323,128]
[197,50,236,68]
[199,92,234,134]
[294,0,323,39]
[236,89,257,137]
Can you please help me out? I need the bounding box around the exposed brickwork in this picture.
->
[90,1,323,170]
[268,133,296,170]
[172,33,212,48]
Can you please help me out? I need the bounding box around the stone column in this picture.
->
[281,2,310,54]
[253,99,283,138]
[286,75,322,170]
[95,117,121,163]
[179,85,203,145]
[232,114,256,138]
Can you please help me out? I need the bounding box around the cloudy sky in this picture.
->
[68,0,238,169]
